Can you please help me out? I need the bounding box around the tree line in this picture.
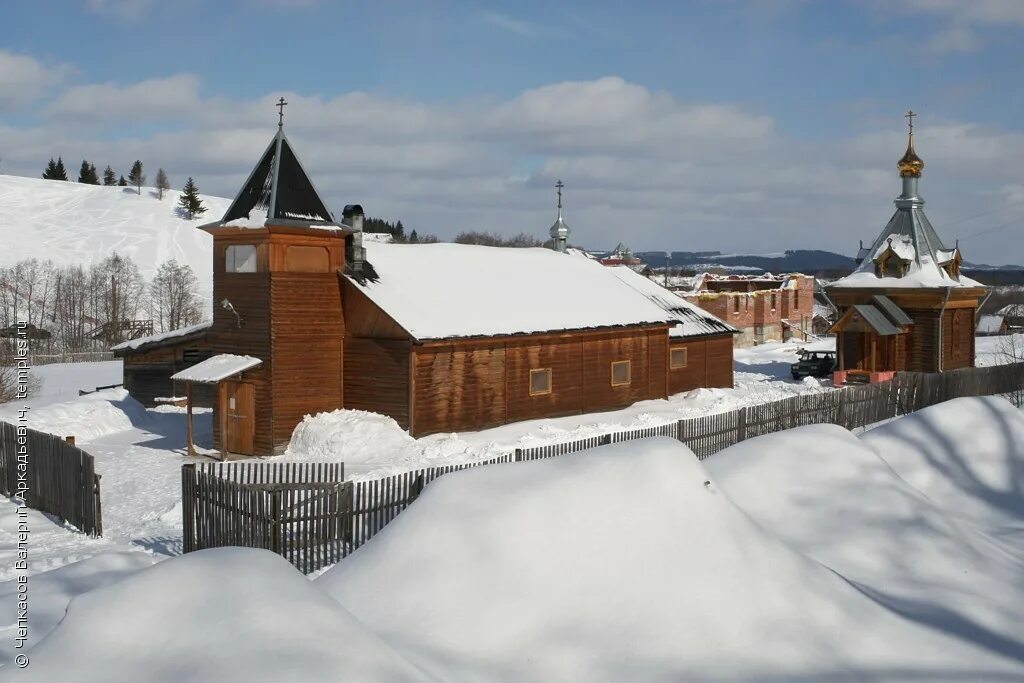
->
[41,157,207,218]
[0,254,204,358]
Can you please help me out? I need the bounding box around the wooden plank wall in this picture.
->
[705,335,734,388]
[413,344,507,433]
[410,328,679,436]
[943,307,975,370]
[344,338,411,428]
[504,338,585,423]
[270,272,345,450]
[122,339,214,407]
[209,273,274,455]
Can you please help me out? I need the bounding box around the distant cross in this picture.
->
[277,97,288,128]
[905,109,916,134]
[555,179,564,210]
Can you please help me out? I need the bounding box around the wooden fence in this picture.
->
[183,362,1024,573]
[0,421,102,536]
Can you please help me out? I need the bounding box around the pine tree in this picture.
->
[128,160,145,195]
[394,220,406,242]
[42,157,69,181]
[177,177,207,219]
[409,229,419,244]
[78,160,99,184]
[102,166,117,186]
[155,168,170,200]
[118,175,127,187]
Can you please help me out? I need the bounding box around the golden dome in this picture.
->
[898,133,924,178]
[898,110,923,178]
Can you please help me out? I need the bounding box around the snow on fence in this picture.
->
[182,362,1024,573]
[0,421,102,536]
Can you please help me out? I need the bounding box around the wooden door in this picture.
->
[223,381,255,455]
[841,333,863,371]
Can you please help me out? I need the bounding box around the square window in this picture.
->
[529,368,552,396]
[611,360,631,387]
[226,245,257,273]
[670,347,688,369]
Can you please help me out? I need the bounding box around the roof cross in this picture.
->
[277,97,288,128]
[555,179,564,210]
[905,109,916,134]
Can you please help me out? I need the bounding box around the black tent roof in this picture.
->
[217,127,338,227]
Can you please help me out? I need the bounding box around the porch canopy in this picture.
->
[171,354,262,384]
[171,354,263,458]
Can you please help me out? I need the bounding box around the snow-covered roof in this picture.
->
[977,315,1005,334]
[347,243,675,341]
[171,354,262,383]
[997,304,1024,317]
[110,321,212,353]
[604,266,736,338]
[831,176,982,291]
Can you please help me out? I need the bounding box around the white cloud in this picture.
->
[4,73,1024,265]
[46,74,203,123]
[0,51,71,111]
[897,0,1024,54]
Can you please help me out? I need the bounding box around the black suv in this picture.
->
[791,350,836,380]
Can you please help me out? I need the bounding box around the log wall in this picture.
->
[344,338,411,428]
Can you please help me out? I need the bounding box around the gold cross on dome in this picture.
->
[905,109,916,134]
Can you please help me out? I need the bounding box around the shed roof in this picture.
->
[604,266,736,338]
[171,354,262,384]
[851,304,903,336]
[110,321,212,355]
[346,243,676,341]
[871,295,913,327]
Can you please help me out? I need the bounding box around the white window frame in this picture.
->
[226,244,257,273]
[611,360,632,387]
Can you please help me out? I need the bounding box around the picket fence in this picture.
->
[0,421,103,536]
[183,362,1024,573]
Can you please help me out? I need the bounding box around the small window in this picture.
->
[770,293,777,311]
[611,360,631,387]
[733,297,740,314]
[529,368,552,396]
[670,347,688,369]
[226,245,257,273]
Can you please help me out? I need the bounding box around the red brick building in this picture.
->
[682,273,816,346]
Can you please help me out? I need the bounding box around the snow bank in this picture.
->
[319,437,1016,681]
[286,409,417,465]
[0,551,155,667]
[17,548,429,682]
[706,423,1024,658]
[0,388,148,441]
[862,395,1024,528]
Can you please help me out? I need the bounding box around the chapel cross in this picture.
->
[555,179,564,210]
[905,109,916,134]
[277,97,288,128]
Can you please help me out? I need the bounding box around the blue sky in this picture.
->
[2,0,1024,263]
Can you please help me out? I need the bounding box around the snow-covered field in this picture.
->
[0,175,230,294]
[5,395,1024,680]
[3,347,1024,679]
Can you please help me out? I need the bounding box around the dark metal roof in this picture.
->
[872,295,913,327]
[852,304,902,336]
[221,128,336,225]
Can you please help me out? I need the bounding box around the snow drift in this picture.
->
[862,395,1024,529]
[318,437,1018,682]
[14,548,430,682]
[706,420,1024,666]
[0,388,148,441]
[0,551,155,667]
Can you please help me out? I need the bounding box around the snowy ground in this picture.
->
[7,396,1024,680]
[3,345,1024,679]
[19,361,122,410]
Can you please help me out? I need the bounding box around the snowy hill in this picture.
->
[0,174,231,294]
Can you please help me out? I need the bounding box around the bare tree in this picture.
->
[149,259,202,332]
[155,168,170,200]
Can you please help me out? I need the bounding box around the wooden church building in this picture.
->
[826,112,988,383]
[115,114,735,457]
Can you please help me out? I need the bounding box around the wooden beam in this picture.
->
[186,381,195,458]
